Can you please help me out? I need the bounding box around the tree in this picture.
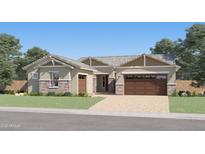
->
[150,38,176,54]
[15,47,49,80]
[0,33,22,60]
[25,46,49,63]
[183,24,205,85]
[192,52,205,86]
[150,24,205,83]
[184,24,205,53]
[14,56,29,80]
[0,34,22,86]
[0,55,16,86]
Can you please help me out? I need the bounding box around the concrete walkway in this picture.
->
[90,95,169,113]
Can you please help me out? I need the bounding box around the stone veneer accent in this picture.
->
[39,80,71,93]
[167,84,176,95]
[93,77,96,93]
[115,83,124,95]
[108,78,115,93]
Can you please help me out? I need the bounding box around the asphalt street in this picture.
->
[0,111,205,131]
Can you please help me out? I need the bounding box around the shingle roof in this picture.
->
[79,54,176,67]
[52,54,96,71]
[23,54,96,71]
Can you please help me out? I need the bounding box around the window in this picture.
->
[156,75,167,80]
[50,71,59,88]
[125,74,167,80]
[79,75,86,79]
[32,72,38,79]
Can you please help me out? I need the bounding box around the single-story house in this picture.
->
[23,54,180,95]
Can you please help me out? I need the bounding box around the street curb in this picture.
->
[0,107,205,120]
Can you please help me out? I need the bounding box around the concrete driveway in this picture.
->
[90,95,169,113]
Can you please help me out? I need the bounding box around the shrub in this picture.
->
[29,92,44,96]
[78,92,89,97]
[55,93,65,97]
[0,90,4,94]
[178,91,185,96]
[63,92,72,96]
[16,89,26,93]
[171,90,179,96]
[191,91,197,96]
[4,90,15,95]
[29,92,39,96]
[186,90,191,96]
[47,92,56,96]
[198,92,203,97]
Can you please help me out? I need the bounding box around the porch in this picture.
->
[95,74,115,94]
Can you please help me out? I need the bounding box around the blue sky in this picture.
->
[0,22,202,59]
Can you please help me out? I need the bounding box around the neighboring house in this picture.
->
[23,54,180,95]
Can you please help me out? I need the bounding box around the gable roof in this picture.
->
[23,54,96,71]
[79,54,176,67]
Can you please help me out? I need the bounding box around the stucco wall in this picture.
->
[39,67,71,80]
[71,68,94,95]
[27,66,94,95]
[27,68,39,93]
[94,67,114,76]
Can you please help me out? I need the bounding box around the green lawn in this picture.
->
[169,97,205,114]
[0,95,104,109]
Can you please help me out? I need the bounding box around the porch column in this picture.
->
[93,76,96,93]
[108,78,115,93]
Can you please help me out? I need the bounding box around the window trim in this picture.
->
[49,71,60,88]
[31,72,38,80]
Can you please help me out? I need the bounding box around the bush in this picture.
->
[29,92,38,96]
[54,93,64,97]
[191,91,197,96]
[0,90,4,94]
[47,92,56,96]
[26,92,89,97]
[16,89,26,93]
[178,91,185,96]
[63,92,72,96]
[171,90,179,96]
[78,92,89,97]
[186,90,191,96]
[29,92,44,96]
[4,90,14,95]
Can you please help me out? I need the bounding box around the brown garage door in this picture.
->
[124,74,167,95]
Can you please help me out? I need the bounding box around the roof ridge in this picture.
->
[90,54,140,58]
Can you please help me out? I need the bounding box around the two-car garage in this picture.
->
[124,74,167,95]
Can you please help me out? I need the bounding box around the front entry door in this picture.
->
[78,75,86,93]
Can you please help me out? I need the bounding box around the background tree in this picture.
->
[184,24,205,84]
[14,56,30,80]
[15,47,49,80]
[24,46,49,63]
[150,38,176,54]
[0,34,22,86]
[150,24,205,85]
[0,33,22,60]
[0,56,16,86]
[184,24,205,52]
